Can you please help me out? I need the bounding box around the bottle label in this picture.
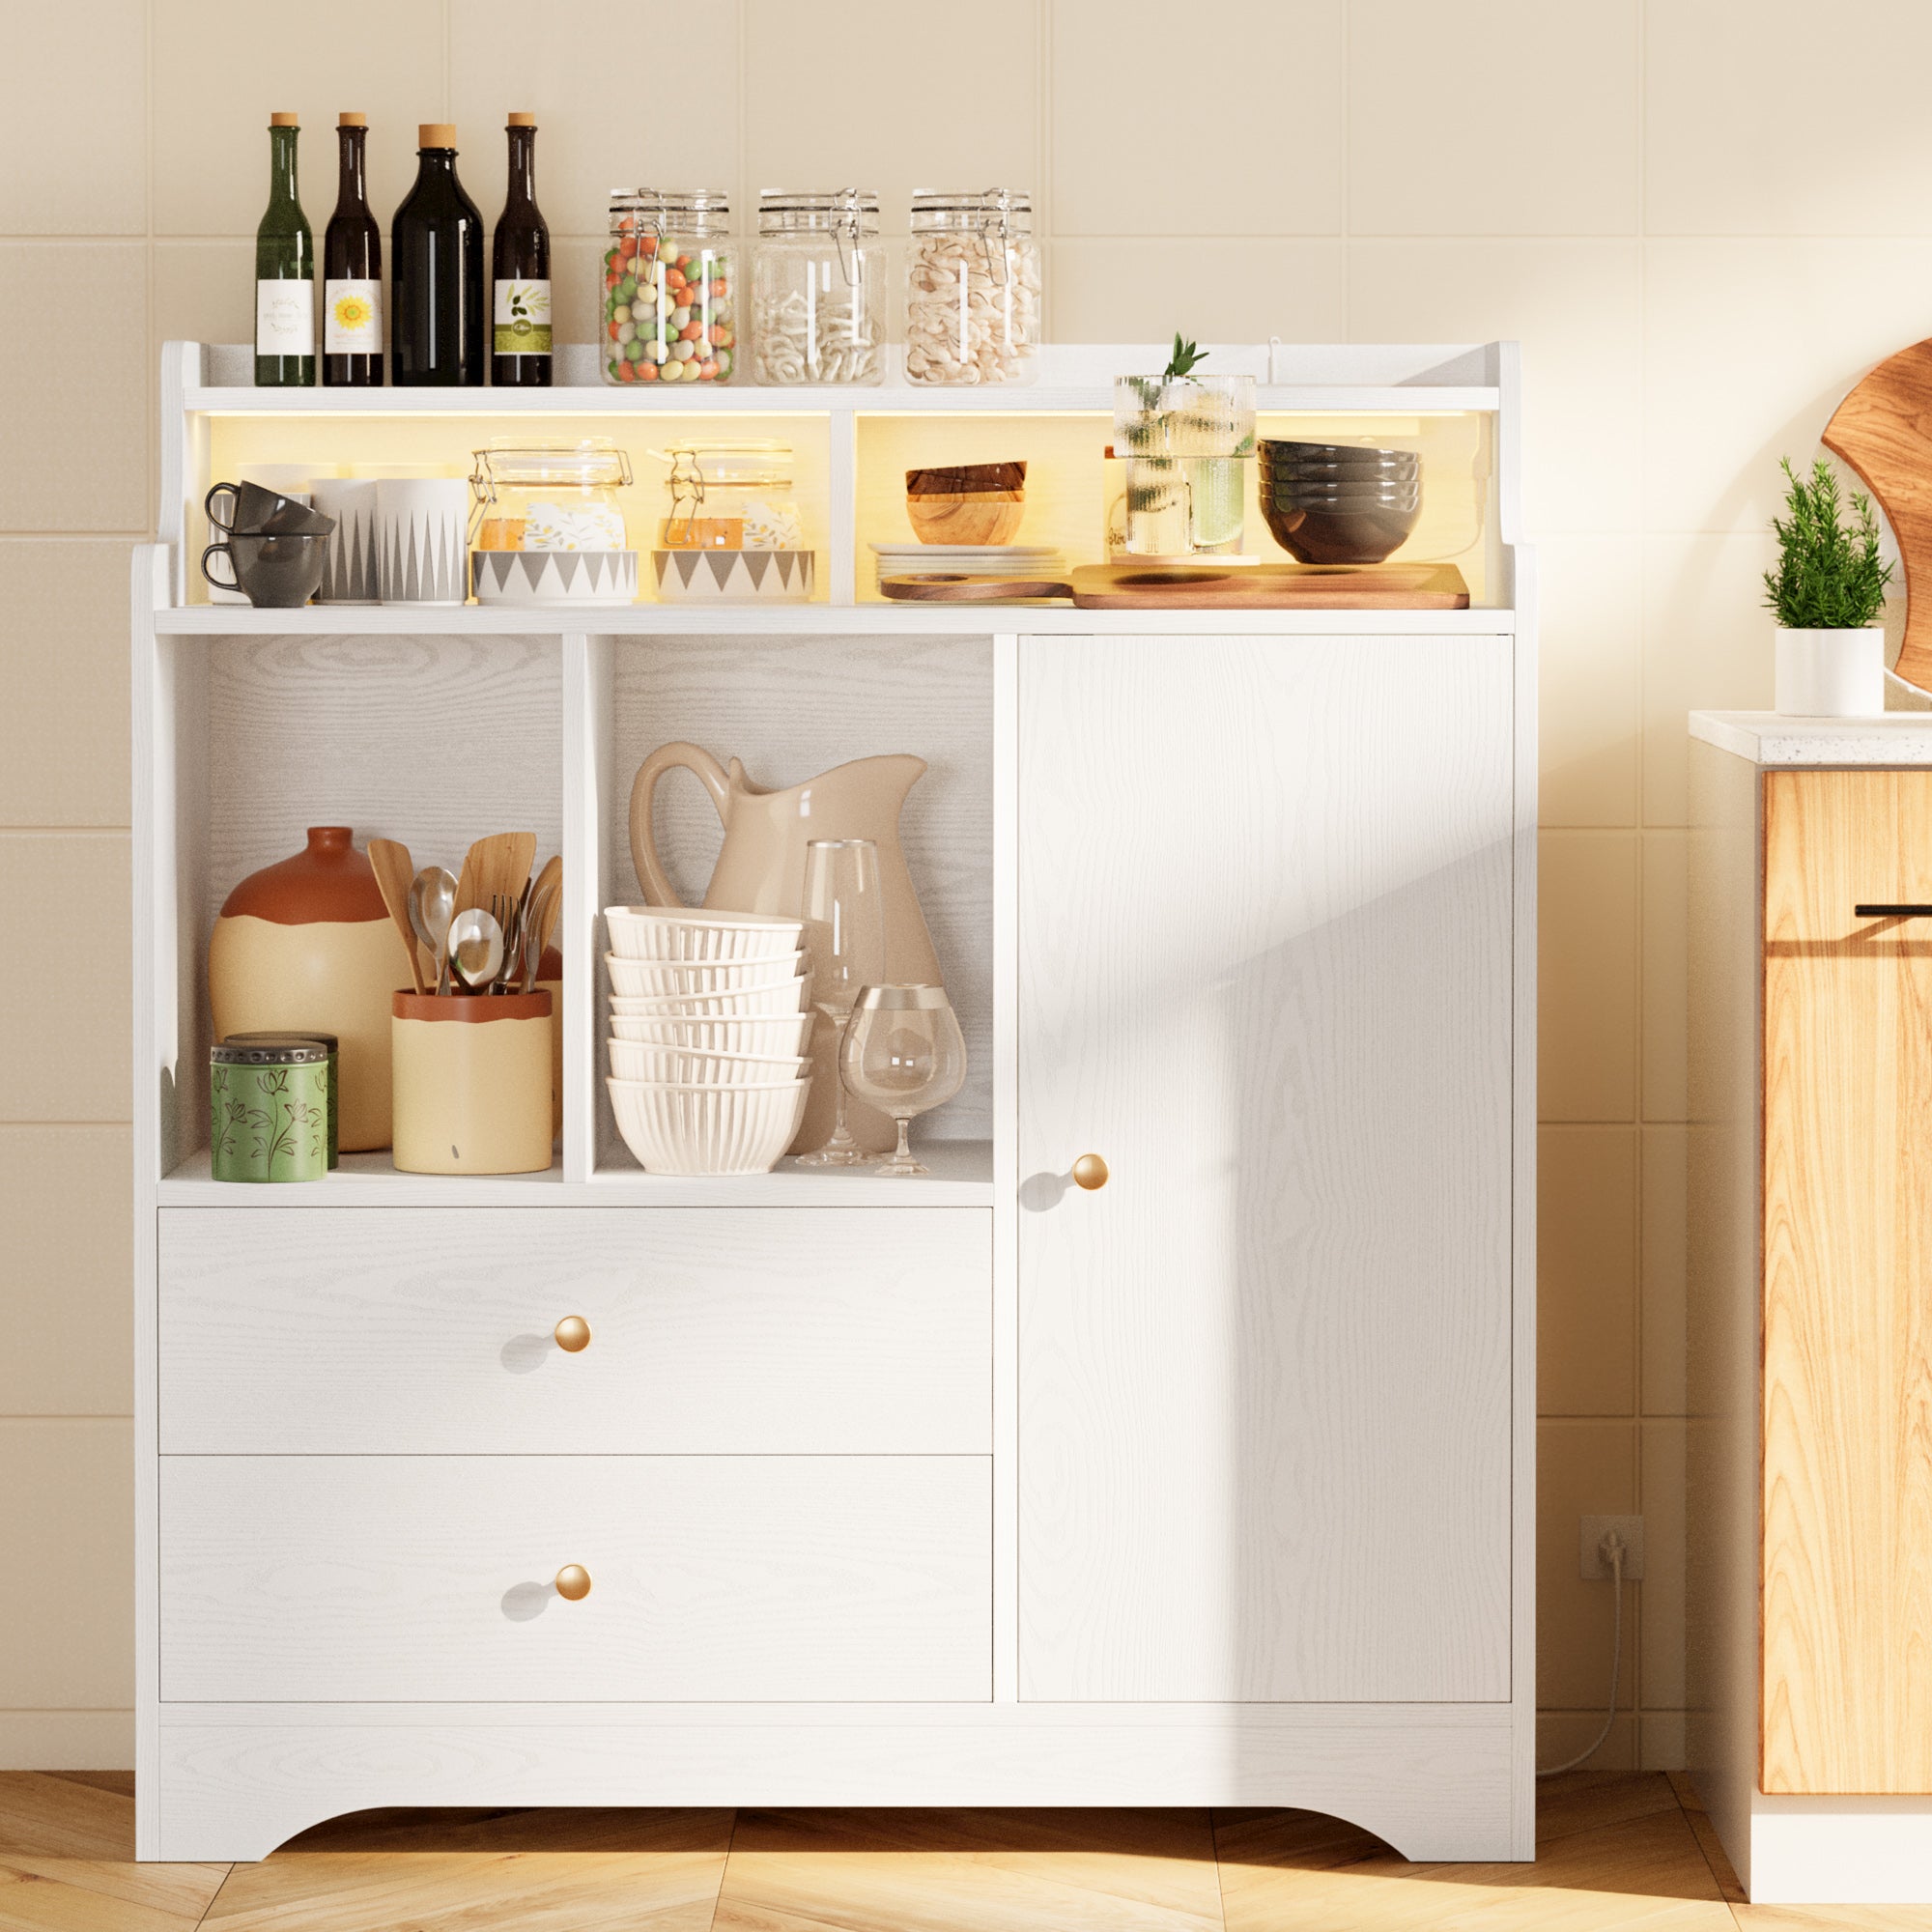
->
[494,277,552,355]
[256,278,314,356]
[324,278,383,355]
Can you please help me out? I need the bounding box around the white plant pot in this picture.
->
[1775,627,1885,718]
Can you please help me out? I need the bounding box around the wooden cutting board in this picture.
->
[1823,338,1932,692]
[1069,562,1470,610]
[881,572,1072,602]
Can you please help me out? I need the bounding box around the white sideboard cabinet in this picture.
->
[133,341,1536,1862]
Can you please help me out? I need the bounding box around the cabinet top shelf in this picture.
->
[175,341,1510,419]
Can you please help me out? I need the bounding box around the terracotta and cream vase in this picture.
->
[207,827,401,1151]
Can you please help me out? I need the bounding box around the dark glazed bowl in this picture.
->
[201,529,332,608]
[1260,438,1419,468]
[1256,476,1421,564]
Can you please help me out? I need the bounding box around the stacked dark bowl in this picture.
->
[1257,439,1422,565]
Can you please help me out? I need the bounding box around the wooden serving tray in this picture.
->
[881,572,1072,602]
[1069,563,1471,610]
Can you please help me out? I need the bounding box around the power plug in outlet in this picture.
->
[1579,1514,1645,1580]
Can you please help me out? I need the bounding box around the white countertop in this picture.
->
[1690,710,1932,766]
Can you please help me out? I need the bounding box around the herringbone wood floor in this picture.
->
[0,1768,1916,1930]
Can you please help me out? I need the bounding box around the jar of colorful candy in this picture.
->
[603,191,736,385]
[904,188,1040,385]
[752,190,885,385]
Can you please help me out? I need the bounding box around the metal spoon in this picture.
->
[410,867,458,996]
[446,907,504,994]
[520,877,558,992]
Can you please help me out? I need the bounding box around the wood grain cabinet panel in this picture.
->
[160,1455,991,1703]
[1761,769,1932,1794]
[159,1207,990,1455]
[1016,634,1516,1703]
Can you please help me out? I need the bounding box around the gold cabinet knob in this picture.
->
[554,1564,592,1602]
[553,1315,591,1353]
[1072,1152,1109,1191]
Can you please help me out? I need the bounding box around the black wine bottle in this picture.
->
[491,113,552,386]
[254,113,314,386]
[323,113,383,386]
[390,123,484,386]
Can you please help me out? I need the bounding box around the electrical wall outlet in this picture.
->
[1579,1514,1645,1580]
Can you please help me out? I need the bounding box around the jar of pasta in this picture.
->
[753,190,885,385]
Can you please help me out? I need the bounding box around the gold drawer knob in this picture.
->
[553,1316,591,1352]
[554,1565,592,1602]
[1072,1152,1109,1191]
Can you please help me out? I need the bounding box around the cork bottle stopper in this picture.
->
[507,112,536,128]
[338,112,367,128]
[270,112,298,128]
[418,123,458,149]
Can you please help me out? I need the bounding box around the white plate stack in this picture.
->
[604,906,813,1175]
[868,541,1064,594]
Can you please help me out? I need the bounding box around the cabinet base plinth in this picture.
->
[148,1703,1527,1864]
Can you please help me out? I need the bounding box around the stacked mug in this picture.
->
[604,906,813,1174]
[201,480,336,607]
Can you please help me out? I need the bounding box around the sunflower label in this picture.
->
[494,278,552,355]
[324,278,383,355]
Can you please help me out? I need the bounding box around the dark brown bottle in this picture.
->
[491,113,552,385]
[391,124,485,386]
[323,113,383,385]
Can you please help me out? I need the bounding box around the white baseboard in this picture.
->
[0,1711,134,1769]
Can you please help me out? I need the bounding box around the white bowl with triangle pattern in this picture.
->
[651,548,815,603]
[472,548,639,605]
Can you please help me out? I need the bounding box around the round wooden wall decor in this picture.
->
[1823,336,1932,695]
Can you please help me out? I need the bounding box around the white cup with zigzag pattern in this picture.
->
[377,479,470,606]
[309,479,381,604]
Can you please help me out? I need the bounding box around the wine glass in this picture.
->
[797,838,886,1166]
[838,984,967,1178]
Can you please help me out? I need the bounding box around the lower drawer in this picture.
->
[160,1456,990,1703]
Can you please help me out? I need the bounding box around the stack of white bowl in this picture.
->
[604,906,813,1174]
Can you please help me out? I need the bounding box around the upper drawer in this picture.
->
[1764,769,1932,944]
[159,1207,989,1455]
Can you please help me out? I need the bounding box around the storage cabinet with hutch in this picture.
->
[134,341,1536,1861]
[1690,716,1932,1902]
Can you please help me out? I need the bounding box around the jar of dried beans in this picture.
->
[903,189,1039,385]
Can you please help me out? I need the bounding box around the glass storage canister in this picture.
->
[753,189,884,385]
[904,189,1040,385]
[470,440,638,604]
[210,1037,330,1183]
[649,440,814,602]
[602,190,735,385]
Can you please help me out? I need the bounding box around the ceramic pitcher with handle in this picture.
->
[628,744,942,980]
[628,745,944,1155]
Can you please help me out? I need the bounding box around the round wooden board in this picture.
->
[879,572,1072,602]
[1823,337,1932,694]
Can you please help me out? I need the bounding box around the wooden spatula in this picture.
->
[455,833,538,919]
[366,837,426,995]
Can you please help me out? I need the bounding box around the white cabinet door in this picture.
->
[1018,634,1515,1702]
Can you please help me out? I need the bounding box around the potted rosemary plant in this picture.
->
[1764,457,1894,716]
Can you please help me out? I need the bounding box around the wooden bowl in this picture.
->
[906,490,1027,546]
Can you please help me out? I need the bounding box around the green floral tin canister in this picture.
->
[222,1030,338,1167]
[211,1039,330,1182]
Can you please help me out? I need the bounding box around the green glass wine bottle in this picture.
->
[255,112,315,387]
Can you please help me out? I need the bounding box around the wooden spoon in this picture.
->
[456,832,538,919]
[366,837,425,994]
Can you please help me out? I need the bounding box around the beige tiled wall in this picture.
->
[1,0,1905,1772]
